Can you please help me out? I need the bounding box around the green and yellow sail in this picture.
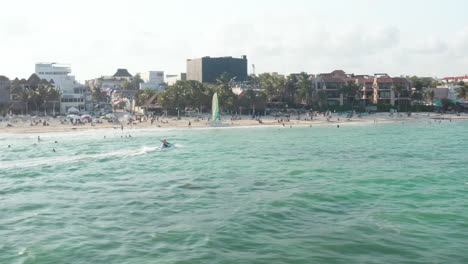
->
[212,92,220,121]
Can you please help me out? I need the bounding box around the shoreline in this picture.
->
[1,112,467,134]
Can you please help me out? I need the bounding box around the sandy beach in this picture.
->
[1,112,467,134]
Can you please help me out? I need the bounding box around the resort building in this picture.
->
[315,70,349,106]
[355,76,375,106]
[315,70,411,107]
[87,68,133,91]
[34,63,94,114]
[35,63,77,94]
[372,76,411,106]
[187,56,248,84]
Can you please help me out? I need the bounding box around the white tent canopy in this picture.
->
[67,107,80,113]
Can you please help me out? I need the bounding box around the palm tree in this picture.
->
[456,86,467,100]
[426,89,435,105]
[393,83,404,111]
[18,90,30,115]
[317,91,328,109]
[45,87,61,115]
[296,72,313,107]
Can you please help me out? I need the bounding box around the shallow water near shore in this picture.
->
[1,121,467,263]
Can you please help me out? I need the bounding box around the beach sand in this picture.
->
[1,112,467,134]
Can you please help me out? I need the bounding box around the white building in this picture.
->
[165,73,186,85]
[35,63,91,114]
[437,84,463,101]
[138,71,165,92]
[35,63,77,93]
[140,71,164,84]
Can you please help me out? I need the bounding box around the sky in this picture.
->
[1,0,468,82]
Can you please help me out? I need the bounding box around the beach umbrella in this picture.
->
[101,116,110,120]
[452,99,460,103]
[67,107,80,114]
[434,101,442,105]
[81,115,92,119]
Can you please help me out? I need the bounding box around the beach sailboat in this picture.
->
[209,92,229,127]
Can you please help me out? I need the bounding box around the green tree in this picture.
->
[296,72,313,107]
[215,72,237,112]
[340,81,359,109]
[157,80,212,114]
[121,80,130,90]
[44,87,61,115]
[91,87,103,102]
[410,90,424,108]
[410,76,424,91]
[239,90,267,115]
[134,88,157,107]
[18,90,31,114]
[426,89,435,104]
[456,86,467,100]
[130,74,144,90]
[317,91,328,108]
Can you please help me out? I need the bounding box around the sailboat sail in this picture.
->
[212,92,220,121]
[209,92,229,127]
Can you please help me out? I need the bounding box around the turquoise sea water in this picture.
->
[1,121,467,264]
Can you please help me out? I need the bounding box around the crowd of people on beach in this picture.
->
[1,110,467,132]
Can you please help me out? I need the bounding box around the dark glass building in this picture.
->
[187,56,248,84]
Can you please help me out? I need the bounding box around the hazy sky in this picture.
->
[1,0,467,81]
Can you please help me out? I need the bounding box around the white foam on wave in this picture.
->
[0,145,160,170]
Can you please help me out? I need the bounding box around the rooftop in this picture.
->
[442,75,468,80]
[113,69,133,78]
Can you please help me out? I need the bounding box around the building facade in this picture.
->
[8,74,58,114]
[315,70,411,107]
[0,75,11,106]
[140,71,164,84]
[187,56,248,84]
[35,63,77,93]
[165,73,186,86]
[139,71,165,92]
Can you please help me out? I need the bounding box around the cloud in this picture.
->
[406,37,448,54]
